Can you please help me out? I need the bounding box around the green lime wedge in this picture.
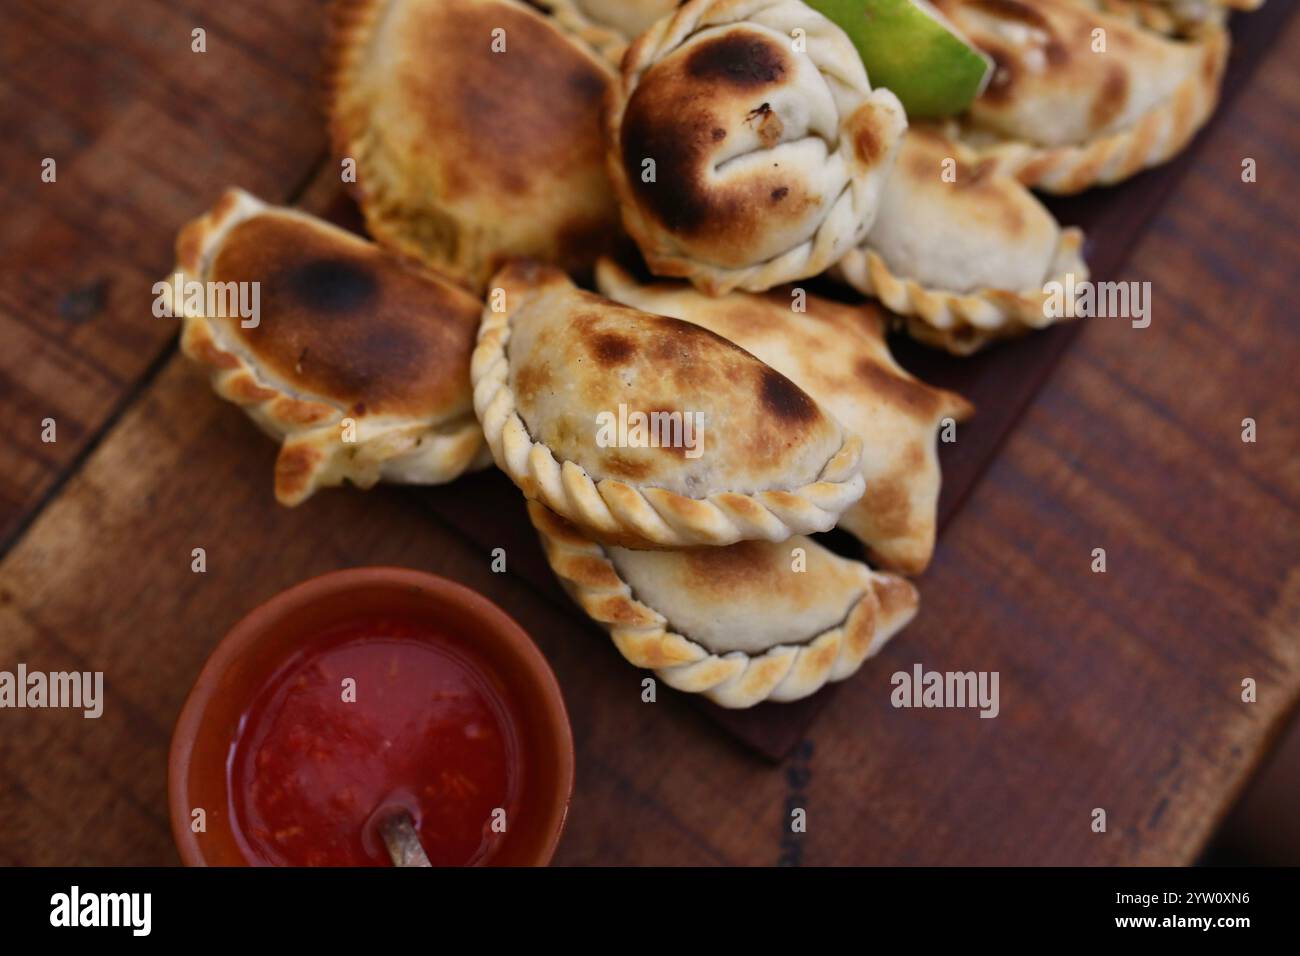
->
[806,0,992,119]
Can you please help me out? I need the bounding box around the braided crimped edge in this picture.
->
[1092,0,1258,36]
[470,265,867,548]
[528,500,918,707]
[833,226,1090,356]
[952,25,1230,195]
[169,187,486,506]
[605,0,907,295]
[543,0,639,66]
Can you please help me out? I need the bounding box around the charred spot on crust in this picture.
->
[685,32,787,87]
[657,316,753,359]
[745,102,784,148]
[770,186,789,202]
[212,214,480,416]
[513,361,553,407]
[282,258,377,313]
[854,122,884,166]
[757,366,819,423]
[621,95,710,233]
[619,31,792,238]
[965,2,1067,106]
[590,331,637,364]
[855,358,941,418]
[1090,65,1129,130]
[403,0,612,200]
[621,85,745,236]
[600,452,654,480]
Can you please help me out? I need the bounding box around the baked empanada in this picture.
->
[529,501,918,707]
[326,0,621,291]
[930,0,1229,193]
[605,0,907,294]
[168,188,486,506]
[596,258,972,573]
[472,262,866,548]
[833,128,1090,355]
[543,0,677,64]
[1089,0,1260,37]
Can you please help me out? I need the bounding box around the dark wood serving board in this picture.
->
[318,4,1294,763]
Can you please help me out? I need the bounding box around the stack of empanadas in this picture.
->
[167,0,1262,708]
[472,262,944,705]
[565,0,1243,352]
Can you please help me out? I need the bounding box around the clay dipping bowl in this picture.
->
[168,567,573,866]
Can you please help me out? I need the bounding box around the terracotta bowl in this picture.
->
[168,567,574,866]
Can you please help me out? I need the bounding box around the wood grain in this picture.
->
[0,0,328,550]
[0,1,1296,866]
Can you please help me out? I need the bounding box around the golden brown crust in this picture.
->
[833,128,1091,354]
[209,215,476,420]
[595,258,972,573]
[932,0,1230,193]
[529,501,919,707]
[1088,0,1258,37]
[325,0,622,291]
[604,0,907,293]
[472,261,867,548]
[168,187,487,505]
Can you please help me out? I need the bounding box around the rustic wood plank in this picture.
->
[0,358,800,865]
[0,1,1296,866]
[406,3,1300,760]
[0,0,328,550]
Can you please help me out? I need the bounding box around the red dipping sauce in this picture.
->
[227,617,521,867]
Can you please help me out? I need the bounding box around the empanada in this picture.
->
[543,0,677,64]
[833,128,1090,355]
[1088,0,1260,36]
[596,258,973,573]
[167,188,486,506]
[930,0,1229,193]
[529,501,918,707]
[605,0,907,294]
[472,262,867,548]
[326,0,621,291]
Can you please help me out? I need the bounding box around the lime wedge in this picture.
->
[806,0,992,119]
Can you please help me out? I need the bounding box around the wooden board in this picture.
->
[0,0,328,551]
[0,1,1297,866]
[409,4,1300,760]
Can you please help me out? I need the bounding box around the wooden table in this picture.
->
[2,0,1297,866]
